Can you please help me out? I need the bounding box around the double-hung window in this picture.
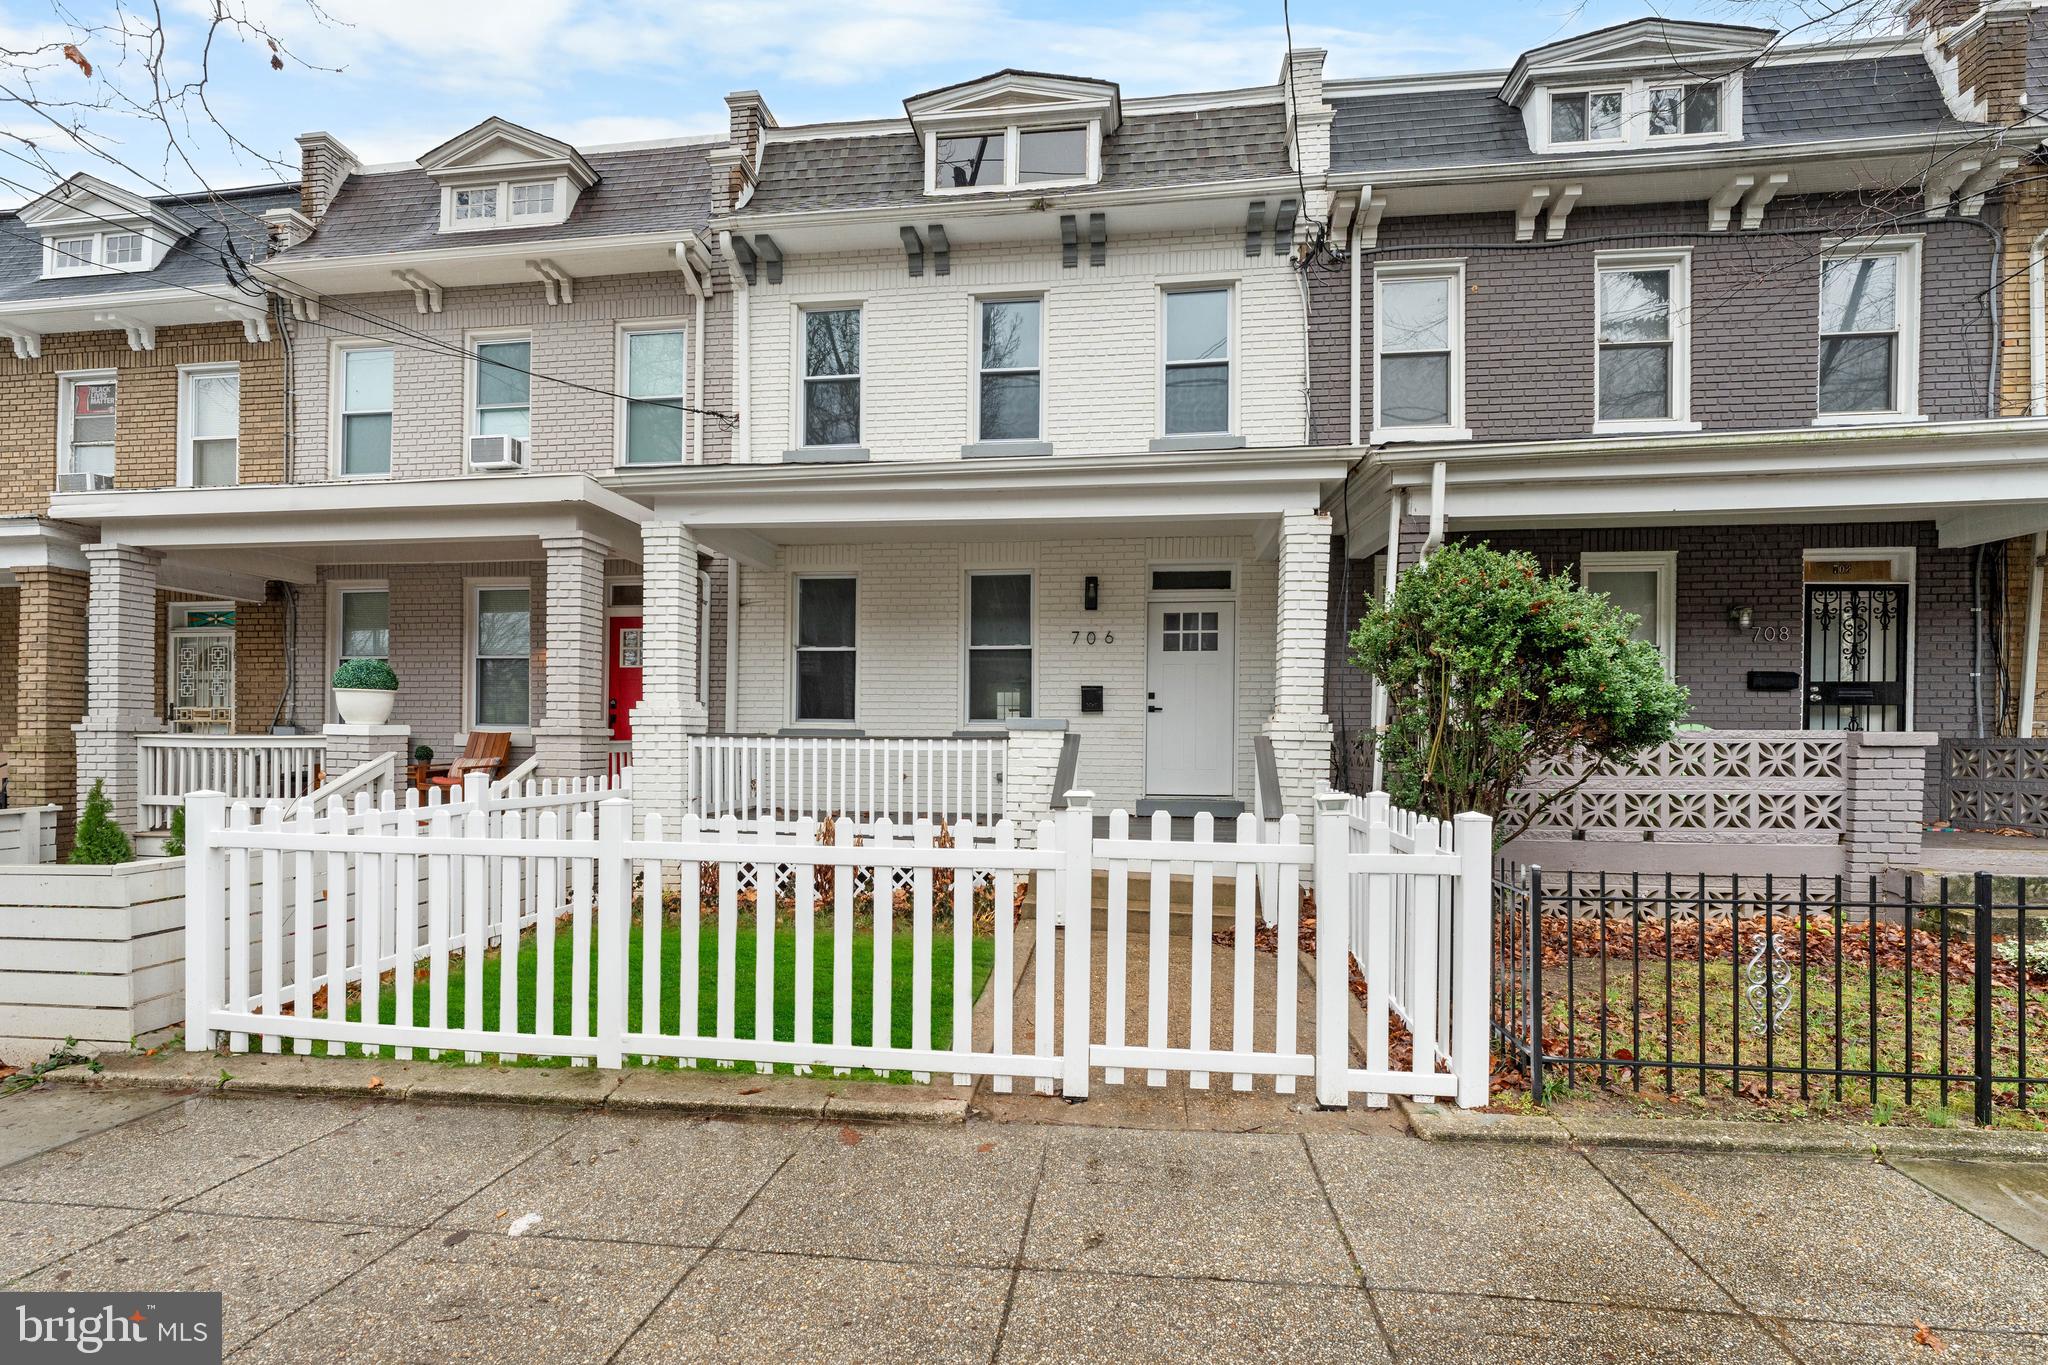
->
[181,365,239,487]
[1594,252,1690,429]
[977,298,1042,443]
[474,337,531,440]
[1549,89,1624,144]
[1373,265,1463,438]
[1162,287,1230,436]
[793,576,856,723]
[336,588,390,668]
[967,572,1032,722]
[1581,552,1676,679]
[59,374,116,484]
[471,585,531,729]
[801,307,861,448]
[1649,83,1721,137]
[1818,242,1919,420]
[622,327,687,464]
[339,346,394,476]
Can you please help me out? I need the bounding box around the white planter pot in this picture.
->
[333,687,396,726]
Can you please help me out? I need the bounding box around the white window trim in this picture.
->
[331,340,395,480]
[437,175,572,232]
[164,600,237,732]
[1800,547,1917,731]
[326,579,391,723]
[176,362,240,489]
[790,572,859,727]
[971,294,1047,445]
[924,120,1101,195]
[1537,74,1743,152]
[41,226,159,279]
[1157,282,1238,439]
[961,569,1037,727]
[465,327,534,443]
[1580,550,1678,681]
[697,570,712,706]
[1370,260,1471,444]
[1814,235,1923,426]
[462,577,535,741]
[1592,248,1699,435]
[55,368,117,487]
[794,303,864,450]
[614,319,691,467]
[1147,563,1238,599]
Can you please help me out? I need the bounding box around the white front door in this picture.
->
[1145,601,1235,797]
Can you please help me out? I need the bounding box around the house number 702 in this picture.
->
[1071,630,1114,645]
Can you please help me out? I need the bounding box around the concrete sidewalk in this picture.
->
[4,1085,2047,1361]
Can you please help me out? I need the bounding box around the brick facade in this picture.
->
[9,567,87,849]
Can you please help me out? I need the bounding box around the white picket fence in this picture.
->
[181,786,1494,1107]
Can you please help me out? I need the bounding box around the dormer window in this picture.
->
[420,118,597,234]
[930,124,1094,192]
[908,71,1119,197]
[1019,128,1087,183]
[1550,90,1623,144]
[1538,76,1738,151]
[102,231,144,265]
[453,187,497,221]
[937,134,1004,188]
[1649,83,1720,137]
[510,181,555,218]
[42,226,156,277]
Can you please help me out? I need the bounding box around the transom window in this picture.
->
[59,374,116,483]
[930,123,1093,192]
[1818,244,1919,420]
[474,338,531,440]
[967,572,1032,722]
[1595,252,1690,429]
[471,585,531,729]
[181,365,239,488]
[1374,266,1463,436]
[339,346,394,477]
[1162,288,1230,436]
[794,576,856,723]
[801,307,861,447]
[1161,610,1220,653]
[977,298,1042,442]
[622,327,686,464]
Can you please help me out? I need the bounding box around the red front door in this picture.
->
[608,615,643,741]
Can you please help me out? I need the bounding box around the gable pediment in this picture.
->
[906,70,1122,134]
[418,117,598,189]
[1500,19,1773,104]
[17,172,191,238]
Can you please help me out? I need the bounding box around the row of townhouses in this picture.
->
[4,5,2048,856]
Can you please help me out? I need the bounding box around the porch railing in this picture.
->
[688,733,1007,824]
[607,741,631,783]
[138,734,325,832]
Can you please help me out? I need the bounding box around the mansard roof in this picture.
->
[0,180,296,305]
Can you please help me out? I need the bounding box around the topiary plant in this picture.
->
[1349,540,1689,845]
[331,657,398,690]
[413,744,434,763]
[69,779,134,865]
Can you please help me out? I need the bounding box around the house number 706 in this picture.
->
[1072,630,1114,645]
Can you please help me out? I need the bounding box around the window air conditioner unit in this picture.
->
[468,434,527,472]
[56,471,113,492]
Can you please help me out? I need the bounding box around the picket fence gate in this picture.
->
[182,788,1494,1107]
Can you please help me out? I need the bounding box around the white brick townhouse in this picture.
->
[617,63,1349,825]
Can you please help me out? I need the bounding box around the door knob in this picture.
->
[1147,704,1163,713]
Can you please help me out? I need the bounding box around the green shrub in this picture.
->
[1349,541,1688,844]
[69,780,134,865]
[413,744,434,763]
[164,806,185,858]
[331,657,398,690]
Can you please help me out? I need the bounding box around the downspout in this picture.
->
[1349,209,1361,446]
[694,286,706,461]
[1974,543,1986,738]
[271,289,298,731]
[1420,460,1447,560]
[2024,531,2045,737]
[2030,227,2048,417]
[719,229,750,463]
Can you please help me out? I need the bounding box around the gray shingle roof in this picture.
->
[1330,55,1977,173]
[743,103,1293,216]
[2028,9,2048,115]
[0,182,296,306]
[283,142,716,260]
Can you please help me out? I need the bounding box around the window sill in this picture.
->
[777,725,865,737]
[1149,434,1246,453]
[1811,412,1927,428]
[1590,420,1703,437]
[612,457,689,471]
[1369,426,1471,446]
[782,447,871,464]
[459,727,534,748]
[961,441,1053,459]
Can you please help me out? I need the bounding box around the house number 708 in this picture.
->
[1752,624,1793,644]
[1071,630,1114,645]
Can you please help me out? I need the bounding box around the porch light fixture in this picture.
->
[1084,576,1099,611]
[1726,604,1752,631]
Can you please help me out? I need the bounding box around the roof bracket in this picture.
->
[1060,214,1079,268]
[900,225,924,277]
[215,302,271,344]
[1272,198,1299,254]
[1925,158,1980,219]
[1544,184,1580,241]
[1088,211,1106,267]
[1357,195,1386,250]
[94,312,154,351]
[927,224,950,276]
[1740,172,1789,230]
[674,235,715,299]
[525,258,575,305]
[1958,157,2019,217]
[1707,174,1754,231]
[754,234,783,285]
[393,268,442,314]
[286,292,319,322]
[1514,185,1550,243]
[0,325,40,360]
[729,234,758,285]
[1244,200,1266,257]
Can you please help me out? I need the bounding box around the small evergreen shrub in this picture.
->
[331,657,398,690]
[69,780,134,865]
[164,806,185,858]
[413,744,434,763]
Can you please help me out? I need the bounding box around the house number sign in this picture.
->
[1070,630,1115,645]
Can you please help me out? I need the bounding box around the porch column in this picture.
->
[534,532,612,781]
[1265,509,1336,818]
[632,521,708,823]
[73,544,163,832]
[12,566,89,850]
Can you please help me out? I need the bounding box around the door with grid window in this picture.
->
[1145,602,1234,796]
[169,629,235,734]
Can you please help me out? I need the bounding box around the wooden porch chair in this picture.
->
[427,730,512,793]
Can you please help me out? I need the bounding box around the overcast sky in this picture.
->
[0,0,1869,203]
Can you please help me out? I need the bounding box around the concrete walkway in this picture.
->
[4,1085,2047,1361]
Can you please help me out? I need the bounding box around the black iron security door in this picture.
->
[1803,584,1908,731]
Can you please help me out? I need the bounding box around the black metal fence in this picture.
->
[1491,864,2048,1124]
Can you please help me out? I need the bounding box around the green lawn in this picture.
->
[326,908,996,1082]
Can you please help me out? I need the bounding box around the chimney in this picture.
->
[295,131,360,225]
[1916,0,2029,124]
[1280,48,1333,241]
[721,91,775,212]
